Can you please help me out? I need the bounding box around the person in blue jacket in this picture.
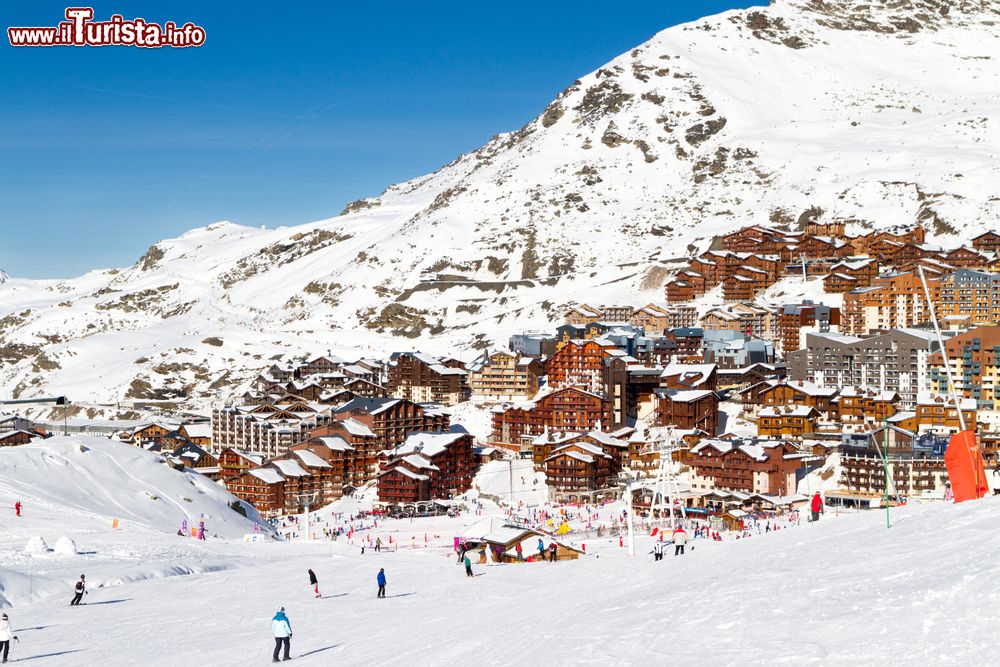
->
[376,568,386,598]
[271,607,292,663]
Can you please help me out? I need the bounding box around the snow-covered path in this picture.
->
[2,496,998,666]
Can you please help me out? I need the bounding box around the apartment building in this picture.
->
[787,330,939,407]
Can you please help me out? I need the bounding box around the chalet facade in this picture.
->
[468,350,541,401]
[387,352,469,406]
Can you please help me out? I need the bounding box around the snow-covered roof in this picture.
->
[337,417,377,437]
[313,436,355,452]
[247,468,285,485]
[292,449,332,468]
[180,423,211,439]
[270,459,309,478]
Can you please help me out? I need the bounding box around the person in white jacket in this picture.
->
[0,612,17,664]
[271,607,292,663]
[672,526,689,556]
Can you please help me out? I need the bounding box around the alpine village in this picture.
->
[5,222,1000,522]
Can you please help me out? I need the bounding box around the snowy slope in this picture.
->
[0,489,998,664]
[0,436,264,539]
[2,0,999,408]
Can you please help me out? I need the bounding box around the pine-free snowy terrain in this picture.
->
[2,0,999,409]
[0,436,996,665]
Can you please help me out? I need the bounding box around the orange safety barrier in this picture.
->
[945,430,989,502]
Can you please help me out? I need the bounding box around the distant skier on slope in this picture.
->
[653,540,664,561]
[14,501,20,518]
[0,612,17,664]
[810,492,824,522]
[375,537,382,552]
[464,554,473,577]
[536,538,545,559]
[548,541,557,562]
[70,574,87,606]
[672,526,688,556]
[271,607,292,663]
[376,568,386,598]
[308,569,320,598]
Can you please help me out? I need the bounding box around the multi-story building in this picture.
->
[776,301,840,355]
[628,303,673,335]
[841,271,938,335]
[971,231,1000,254]
[823,259,879,293]
[653,389,719,435]
[701,304,772,340]
[936,269,1000,325]
[757,405,819,439]
[914,392,977,435]
[490,387,612,450]
[687,437,804,496]
[544,338,632,425]
[787,329,939,407]
[928,326,1000,411]
[376,432,476,503]
[211,399,334,459]
[386,352,469,406]
[467,350,541,401]
[752,380,837,416]
[832,388,900,433]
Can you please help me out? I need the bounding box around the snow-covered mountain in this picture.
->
[2,0,999,408]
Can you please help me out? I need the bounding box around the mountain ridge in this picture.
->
[2,0,998,408]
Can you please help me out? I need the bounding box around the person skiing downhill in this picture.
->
[375,537,382,552]
[672,526,688,556]
[13,501,20,518]
[810,492,824,522]
[271,607,292,662]
[464,554,473,577]
[0,612,16,664]
[653,540,664,561]
[70,575,87,606]
[376,568,386,598]
[308,569,320,598]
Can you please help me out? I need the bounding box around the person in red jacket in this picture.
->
[14,501,21,517]
[810,492,824,522]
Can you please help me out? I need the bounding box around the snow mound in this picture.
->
[23,536,48,554]
[53,536,78,556]
[0,436,267,539]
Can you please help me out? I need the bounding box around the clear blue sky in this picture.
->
[1,1,759,278]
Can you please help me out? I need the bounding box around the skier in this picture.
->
[271,607,292,663]
[536,538,545,559]
[944,482,954,502]
[464,554,473,577]
[70,574,87,606]
[456,543,466,565]
[810,492,824,522]
[375,537,382,552]
[308,569,320,598]
[548,541,557,562]
[672,526,688,556]
[0,612,16,664]
[515,541,523,562]
[13,501,20,518]
[653,539,663,562]
[376,568,386,598]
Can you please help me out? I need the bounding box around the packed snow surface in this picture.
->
[0,441,997,665]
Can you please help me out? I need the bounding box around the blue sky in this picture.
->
[1,1,759,278]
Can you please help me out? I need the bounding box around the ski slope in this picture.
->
[0,455,997,665]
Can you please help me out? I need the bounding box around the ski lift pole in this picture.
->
[626,478,635,557]
[882,417,890,529]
